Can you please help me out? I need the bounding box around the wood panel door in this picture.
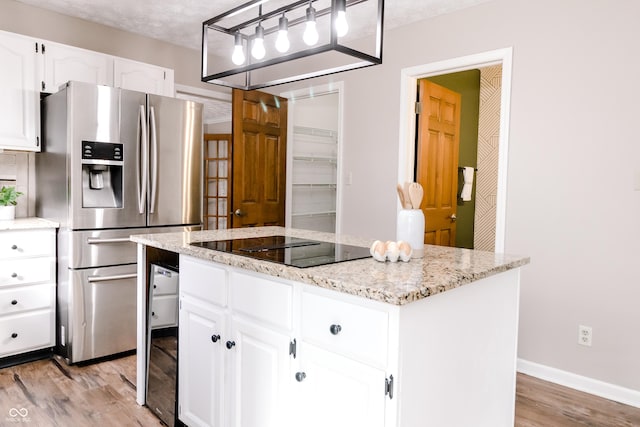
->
[232,89,288,227]
[416,80,461,246]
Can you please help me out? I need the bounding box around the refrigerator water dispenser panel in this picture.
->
[81,141,124,208]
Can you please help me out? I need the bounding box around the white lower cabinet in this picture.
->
[0,228,56,359]
[178,256,294,427]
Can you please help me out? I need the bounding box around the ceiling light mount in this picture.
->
[202,0,384,90]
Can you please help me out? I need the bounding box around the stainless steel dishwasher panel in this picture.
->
[61,264,137,363]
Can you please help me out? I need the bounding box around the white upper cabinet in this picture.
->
[114,57,174,96]
[0,30,40,151]
[42,41,113,93]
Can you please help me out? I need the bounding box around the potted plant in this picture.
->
[0,186,24,220]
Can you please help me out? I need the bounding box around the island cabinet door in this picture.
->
[291,342,388,427]
[178,296,227,427]
[227,316,293,427]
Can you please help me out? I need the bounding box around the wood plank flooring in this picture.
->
[1,354,639,426]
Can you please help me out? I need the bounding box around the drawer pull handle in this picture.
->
[87,237,132,244]
[11,244,18,250]
[295,372,306,382]
[11,273,18,278]
[11,333,18,339]
[11,300,18,305]
[87,273,137,283]
[211,334,220,343]
[329,324,342,335]
[226,340,236,349]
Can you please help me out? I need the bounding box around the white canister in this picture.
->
[396,209,425,258]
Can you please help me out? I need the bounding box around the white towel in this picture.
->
[461,167,474,201]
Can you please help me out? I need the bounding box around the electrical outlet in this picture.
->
[578,325,592,346]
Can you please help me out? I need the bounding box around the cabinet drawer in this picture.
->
[179,255,227,307]
[151,265,178,295]
[0,283,54,314]
[230,271,293,330]
[0,258,55,287]
[150,295,178,328]
[0,310,54,358]
[301,292,389,367]
[0,229,56,259]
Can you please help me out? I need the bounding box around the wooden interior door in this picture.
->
[416,80,461,246]
[232,89,288,227]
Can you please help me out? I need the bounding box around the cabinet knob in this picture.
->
[11,300,18,305]
[151,311,156,317]
[11,273,18,278]
[11,333,18,339]
[295,372,306,382]
[11,244,18,250]
[329,324,342,335]
[211,334,220,343]
[226,340,236,349]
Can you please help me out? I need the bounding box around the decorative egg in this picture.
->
[385,241,400,262]
[398,241,413,262]
[370,240,386,262]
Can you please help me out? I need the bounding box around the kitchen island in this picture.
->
[132,227,529,427]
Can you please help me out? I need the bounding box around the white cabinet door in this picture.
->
[178,296,226,427]
[114,57,174,96]
[293,343,387,427]
[0,30,40,151]
[228,317,292,427]
[42,41,113,93]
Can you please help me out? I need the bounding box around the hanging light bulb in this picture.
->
[335,0,349,37]
[251,23,266,60]
[231,32,245,65]
[275,14,290,53]
[303,2,319,46]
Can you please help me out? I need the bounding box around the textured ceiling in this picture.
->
[14,0,492,51]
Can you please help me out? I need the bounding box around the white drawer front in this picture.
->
[301,291,389,367]
[0,258,55,287]
[0,283,54,314]
[0,229,56,259]
[151,266,179,295]
[0,310,54,357]
[179,255,227,307]
[150,295,178,328]
[230,271,293,330]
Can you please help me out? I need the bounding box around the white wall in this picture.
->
[274,0,640,392]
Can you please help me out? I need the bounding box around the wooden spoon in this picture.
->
[403,182,413,208]
[408,182,423,210]
[397,184,406,208]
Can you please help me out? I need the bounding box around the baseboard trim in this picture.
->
[517,359,640,409]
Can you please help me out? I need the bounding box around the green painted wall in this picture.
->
[426,70,480,249]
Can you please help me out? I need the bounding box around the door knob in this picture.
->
[233,209,244,217]
[449,214,457,222]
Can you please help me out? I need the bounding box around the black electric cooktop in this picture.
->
[190,235,371,268]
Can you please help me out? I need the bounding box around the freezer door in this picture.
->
[147,95,203,227]
[67,82,147,229]
[63,264,137,363]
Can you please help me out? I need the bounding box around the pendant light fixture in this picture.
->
[202,0,385,90]
[303,2,319,46]
[275,14,290,53]
[251,23,266,59]
[335,0,349,37]
[231,32,245,65]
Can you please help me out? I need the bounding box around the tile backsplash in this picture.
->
[0,151,34,217]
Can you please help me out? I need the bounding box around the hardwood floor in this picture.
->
[1,354,639,426]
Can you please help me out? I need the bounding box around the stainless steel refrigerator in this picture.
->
[36,81,202,364]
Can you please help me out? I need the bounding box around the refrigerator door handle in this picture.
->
[86,237,132,244]
[137,105,148,215]
[149,105,158,214]
[87,273,138,283]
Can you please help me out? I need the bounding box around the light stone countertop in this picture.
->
[0,217,60,230]
[131,226,529,306]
